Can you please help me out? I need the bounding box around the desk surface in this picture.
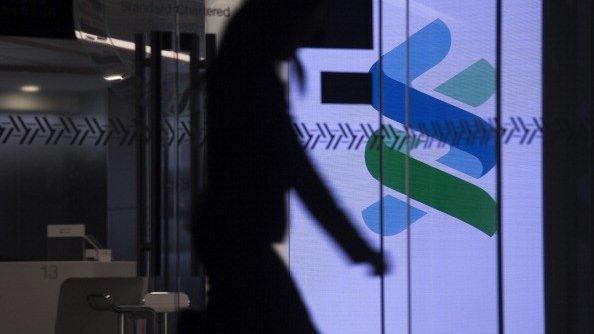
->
[0,261,136,334]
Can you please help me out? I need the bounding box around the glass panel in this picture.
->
[288,1,383,332]
[0,0,548,332]
[172,0,208,323]
[405,1,499,332]
[288,1,542,333]
[0,32,138,334]
[501,0,544,332]
[0,1,204,333]
[376,0,410,332]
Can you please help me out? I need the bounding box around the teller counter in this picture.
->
[0,261,137,334]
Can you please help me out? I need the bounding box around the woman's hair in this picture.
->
[217,0,326,63]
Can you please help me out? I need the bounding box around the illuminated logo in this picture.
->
[361,19,497,236]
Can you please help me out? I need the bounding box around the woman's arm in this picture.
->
[292,148,377,263]
[275,110,378,264]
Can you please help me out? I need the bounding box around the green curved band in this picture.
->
[365,132,497,236]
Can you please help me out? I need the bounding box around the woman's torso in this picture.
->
[198,61,292,251]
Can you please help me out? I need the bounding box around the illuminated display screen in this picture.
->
[288,0,543,333]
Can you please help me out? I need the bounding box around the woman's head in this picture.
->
[219,0,327,62]
[264,0,326,59]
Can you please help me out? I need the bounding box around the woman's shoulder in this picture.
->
[210,63,282,94]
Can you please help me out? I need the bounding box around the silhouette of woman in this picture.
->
[194,1,386,332]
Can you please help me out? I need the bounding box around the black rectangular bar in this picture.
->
[134,33,147,277]
[149,31,162,277]
[321,72,372,104]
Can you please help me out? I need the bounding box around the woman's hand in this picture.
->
[364,250,388,276]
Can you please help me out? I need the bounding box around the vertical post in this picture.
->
[205,34,217,71]
[495,0,504,333]
[135,33,147,277]
[163,313,169,334]
[190,34,217,278]
[161,30,173,292]
[118,313,125,334]
[150,31,163,278]
[202,33,217,191]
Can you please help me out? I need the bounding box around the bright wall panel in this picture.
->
[288,0,543,333]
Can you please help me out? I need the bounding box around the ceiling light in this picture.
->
[75,30,191,63]
[21,85,40,93]
[104,74,125,82]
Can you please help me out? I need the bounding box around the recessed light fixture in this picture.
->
[103,74,125,82]
[21,85,40,93]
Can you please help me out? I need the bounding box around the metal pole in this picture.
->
[119,313,125,334]
[135,33,148,277]
[149,31,163,278]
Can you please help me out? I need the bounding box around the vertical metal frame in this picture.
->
[188,33,217,280]
[150,31,163,278]
[496,0,504,333]
[135,33,148,277]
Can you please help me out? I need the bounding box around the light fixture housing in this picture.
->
[103,74,125,82]
[21,85,40,92]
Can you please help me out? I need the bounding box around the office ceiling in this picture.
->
[0,37,122,92]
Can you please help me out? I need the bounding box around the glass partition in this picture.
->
[0,1,205,333]
[0,1,544,333]
[287,0,544,333]
[404,1,499,332]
